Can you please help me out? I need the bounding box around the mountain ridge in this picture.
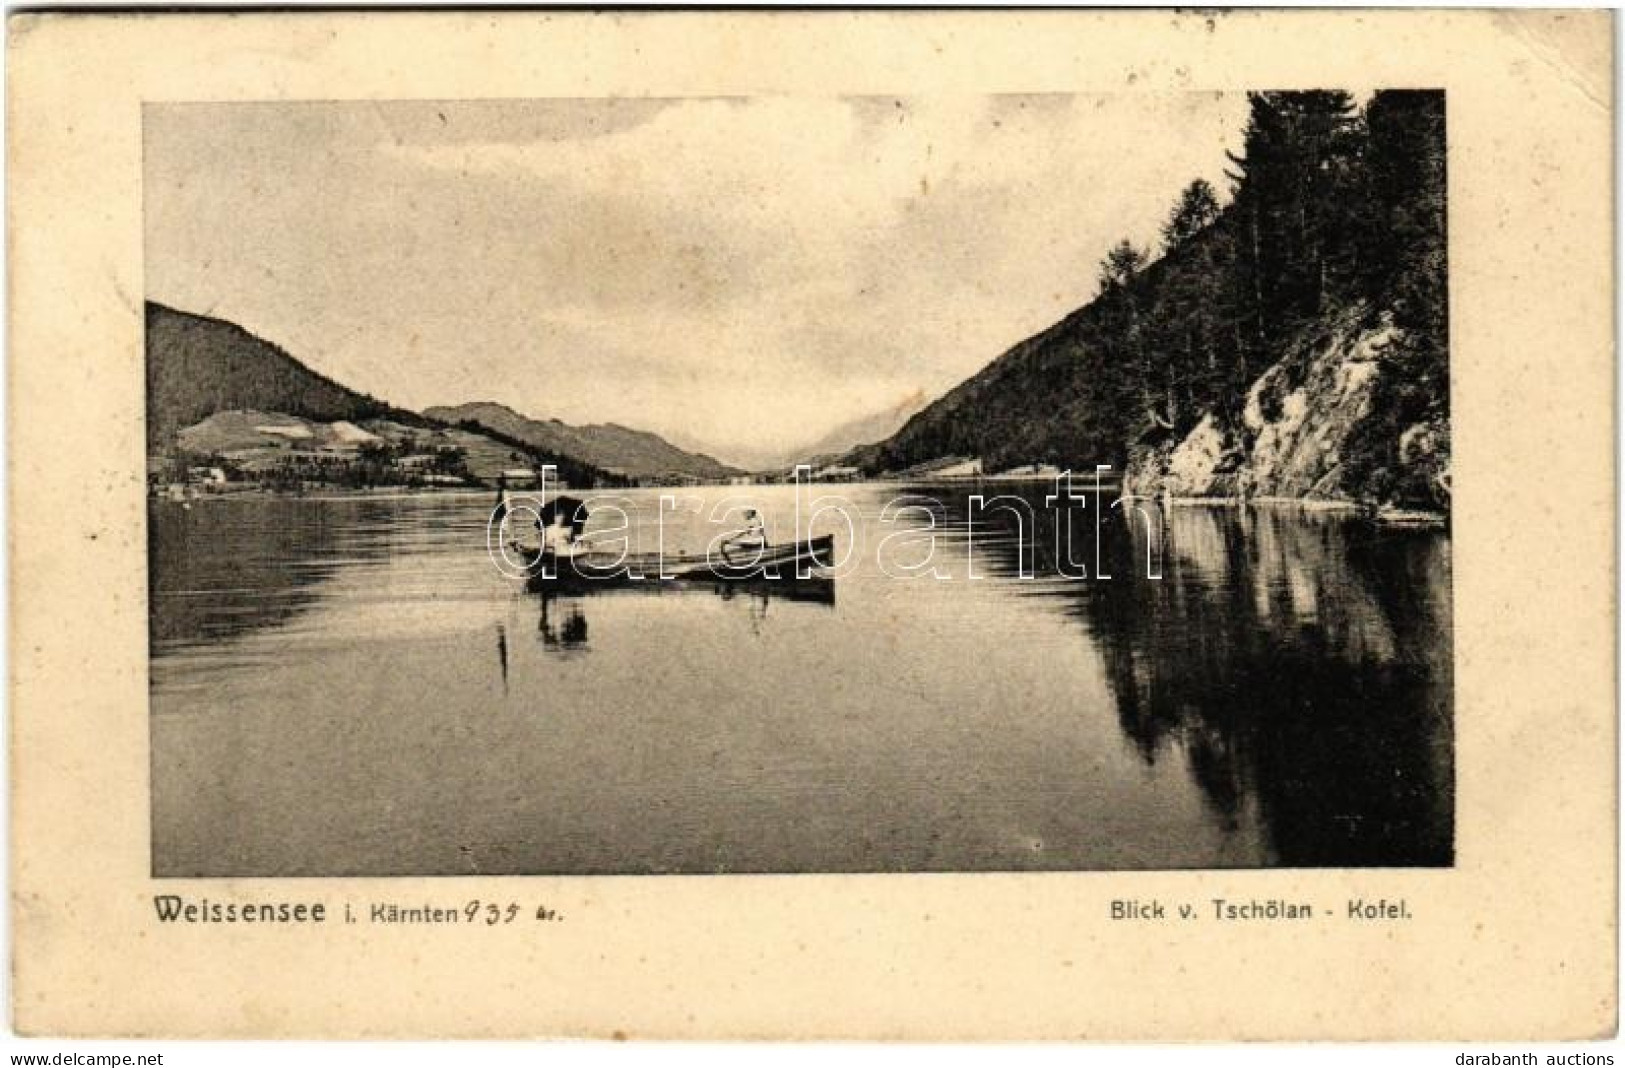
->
[424,401,740,482]
[780,389,930,470]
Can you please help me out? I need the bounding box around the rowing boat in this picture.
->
[520,534,837,594]
[536,571,837,607]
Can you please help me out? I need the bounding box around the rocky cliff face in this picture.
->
[1125,307,1449,509]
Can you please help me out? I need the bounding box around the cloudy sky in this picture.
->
[146,94,1249,467]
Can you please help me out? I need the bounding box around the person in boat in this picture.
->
[538,509,592,560]
[720,508,768,560]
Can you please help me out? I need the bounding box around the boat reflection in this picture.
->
[538,597,591,656]
[529,575,835,659]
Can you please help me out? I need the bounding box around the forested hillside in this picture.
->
[146,303,619,487]
[145,302,424,451]
[853,90,1449,510]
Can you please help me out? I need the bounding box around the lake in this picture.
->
[149,483,1453,875]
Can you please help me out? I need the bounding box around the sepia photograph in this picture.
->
[146,89,1452,877]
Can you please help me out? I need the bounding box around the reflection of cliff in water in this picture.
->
[1099,506,1451,866]
[149,498,392,653]
[931,487,1453,868]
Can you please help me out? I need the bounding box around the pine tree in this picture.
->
[1162,179,1221,250]
[1098,238,1148,292]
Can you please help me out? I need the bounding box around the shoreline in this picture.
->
[150,485,496,504]
[1149,494,1448,527]
[150,480,1450,527]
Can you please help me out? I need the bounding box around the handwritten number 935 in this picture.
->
[462,901,558,925]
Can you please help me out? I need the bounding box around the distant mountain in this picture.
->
[656,435,787,476]
[425,401,740,482]
[657,391,929,474]
[779,389,929,469]
[145,302,423,452]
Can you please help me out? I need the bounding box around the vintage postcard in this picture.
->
[8,8,1615,1039]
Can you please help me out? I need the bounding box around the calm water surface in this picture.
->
[150,483,1453,875]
